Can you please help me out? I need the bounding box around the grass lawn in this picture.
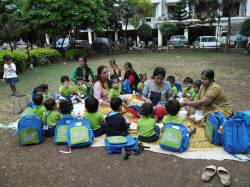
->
[1,52,250,186]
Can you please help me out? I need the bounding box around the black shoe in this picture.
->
[133,143,144,155]
[10,93,15,96]
[122,147,131,159]
[190,127,196,136]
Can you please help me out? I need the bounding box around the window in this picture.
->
[146,18,151,22]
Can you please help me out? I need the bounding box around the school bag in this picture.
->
[122,79,131,94]
[13,114,44,146]
[205,112,225,145]
[114,67,121,77]
[19,102,36,119]
[105,136,138,153]
[222,111,250,160]
[174,82,182,98]
[54,115,76,144]
[159,123,189,152]
[67,117,94,148]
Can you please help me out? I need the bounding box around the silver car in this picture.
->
[169,35,189,48]
[1,42,15,50]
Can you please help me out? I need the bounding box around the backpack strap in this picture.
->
[244,154,250,159]
[45,110,52,126]
[233,124,238,153]
[230,153,242,160]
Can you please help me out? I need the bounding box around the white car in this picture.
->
[1,42,15,50]
[195,36,221,48]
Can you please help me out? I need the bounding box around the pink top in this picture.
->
[93,80,110,106]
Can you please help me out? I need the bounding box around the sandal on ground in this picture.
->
[202,165,216,181]
[133,143,145,155]
[122,146,131,159]
[217,166,230,186]
[189,127,196,136]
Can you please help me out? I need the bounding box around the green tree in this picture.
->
[159,21,177,51]
[240,18,250,37]
[137,23,152,53]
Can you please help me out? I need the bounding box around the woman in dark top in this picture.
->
[123,62,140,91]
[71,56,95,86]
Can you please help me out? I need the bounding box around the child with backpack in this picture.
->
[74,76,88,102]
[163,100,196,135]
[59,98,74,118]
[105,97,130,136]
[39,84,53,100]
[33,94,47,121]
[108,75,130,107]
[190,80,202,101]
[137,103,160,142]
[166,76,177,99]
[42,99,60,137]
[3,55,19,96]
[84,97,105,137]
[110,59,121,77]
[182,77,195,99]
[137,73,147,95]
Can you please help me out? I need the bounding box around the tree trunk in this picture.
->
[53,34,56,49]
[4,24,13,52]
[123,17,128,54]
[225,8,231,53]
[60,37,66,54]
[108,29,111,56]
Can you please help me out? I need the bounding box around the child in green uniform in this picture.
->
[40,84,53,100]
[74,76,87,102]
[59,99,74,118]
[59,76,74,98]
[137,103,160,142]
[166,76,177,99]
[163,100,196,135]
[182,77,195,99]
[109,59,121,77]
[137,73,147,95]
[42,99,60,137]
[84,97,105,137]
[191,80,201,101]
[33,94,47,121]
[108,75,130,107]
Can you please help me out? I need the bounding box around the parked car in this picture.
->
[195,36,221,48]
[16,41,27,49]
[92,37,109,50]
[169,35,189,48]
[70,39,91,49]
[56,38,70,50]
[1,42,15,50]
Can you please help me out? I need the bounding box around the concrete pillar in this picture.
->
[215,25,219,38]
[158,29,163,46]
[247,0,250,17]
[115,31,118,41]
[45,34,50,44]
[137,36,140,45]
[88,30,92,44]
[94,32,97,40]
[158,3,162,18]
[184,29,188,41]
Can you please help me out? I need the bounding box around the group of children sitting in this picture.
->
[30,59,202,143]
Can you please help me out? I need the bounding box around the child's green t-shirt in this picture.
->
[84,112,104,131]
[43,93,51,100]
[137,116,156,137]
[172,85,177,95]
[59,85,73,96]
[110,67,119,76]
[74,84,87,96]
[42,110,60,128]
[182,87,195,97]
[108,87,121,98]
[137,82,144,92]
[33,105,47,121]
[162,115,184,127]
[191,92,198,101]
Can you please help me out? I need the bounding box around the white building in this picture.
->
[80,0,250,46]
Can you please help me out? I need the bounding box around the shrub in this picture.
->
[66,49,86,60]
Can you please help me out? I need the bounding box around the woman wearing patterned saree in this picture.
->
[180,69,233,125]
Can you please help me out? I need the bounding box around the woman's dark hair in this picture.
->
[61,76,69,83]
[183,77,193,84]
[152,67,166,79]
[85,97,99,113]
[3,55,11,60]
[44,99,56,110]
[79,56,87,63]
[165,100,180,116]
[94,66,110,89]
[33,94,43,105]
[39,84,48,91]
[139,103,156,118]
[139,73,147,80]
[193,80,202,87]
[110,97,122,111]
[59,98,73,114]
[109,75,119,88]
[201,69,215,82]
[124,62,133,70]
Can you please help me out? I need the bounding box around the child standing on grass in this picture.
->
[137,73,147,95]
[33,94,47,121]
[182,77,195,99]
[84,97,105,137]
[137,103,160,142]
[42,99,60,137]
[40,84,53,100]
[3,55,19,96]
[166,76,177,99]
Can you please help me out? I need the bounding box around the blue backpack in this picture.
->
[19,102,36,119]
[54,115,76,144]
[222,111,250,160]
[67,117,94,148]
[159,123,189,152]
[122,79,131,94]
[174,82,182,99]
[205,112,225,145]
[105,136,138,153]
[13,114,44,146]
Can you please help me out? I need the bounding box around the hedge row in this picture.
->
[65,49,86,60]
[0,48,61,76]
